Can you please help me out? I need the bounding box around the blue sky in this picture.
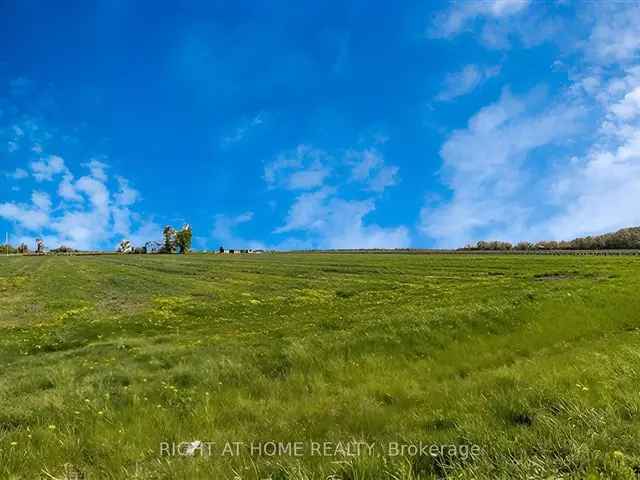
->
[2,0,640,250]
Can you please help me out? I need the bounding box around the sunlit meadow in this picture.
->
[1,253,640,479]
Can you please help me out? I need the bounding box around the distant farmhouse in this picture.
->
[218,246,264,254]
[144,241,163,254]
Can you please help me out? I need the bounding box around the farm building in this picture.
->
[217,248,264,254]
[145,241,163,253]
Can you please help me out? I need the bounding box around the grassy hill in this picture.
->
[1,253,640,479]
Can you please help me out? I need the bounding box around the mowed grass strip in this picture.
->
[0,253,639,479]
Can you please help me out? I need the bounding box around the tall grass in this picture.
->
[0,254,639,478]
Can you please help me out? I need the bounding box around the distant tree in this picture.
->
[175,224,193,254]
[51,245,77,254]
[1,243,17,254]
[470,227,640,251]
[162,226,177,253]
[35,239,45,254]
[474,240,512,251]
[17,243,29,254]
[219,246,224,253]
[535,240,559,250]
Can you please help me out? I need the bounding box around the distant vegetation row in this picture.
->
[117,225,193,254]
[0,224,193,255]
[3,226,640,255]
[461,227,640,251]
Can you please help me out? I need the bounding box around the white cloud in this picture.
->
[114,176,139,206]
[264,144,331,190]
[75,176,110,214]
[127,220,163,248]
[436,64,501,101]
[346,148,399,192]
[0,78,159,251]
[275,188,409,249]
[543,133,640,239]
[423,1,640,248]
[221,112,265,147]
[539,64,640,240]
[349,149,382,181]
[0,201,50,231]
[420,87,586,247]
[275,188,333,233]
[265,140,405,249]
[585,3,640,64]
[112,207,132,237]
[6,168,28,180]
[287,165,330,190]
[212,212,265,249]
[84,159,108,182]
[369,165,399,193]
[2,157,156,251]
[31,191,52,212]
[12,125,24,137]
[30,155,67,181]
[610,86,640,120]
[58,174,83,202]
[429,0,560,50]
[430,0,530,39]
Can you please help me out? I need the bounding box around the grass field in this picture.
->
[1,253,640,479]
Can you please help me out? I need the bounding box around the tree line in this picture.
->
[1,225,193,255]
[462,227,640,251]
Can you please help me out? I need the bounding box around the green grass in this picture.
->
[1,253,640,479]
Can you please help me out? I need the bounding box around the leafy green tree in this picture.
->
[176,224,193,254]
[162,226,176,253]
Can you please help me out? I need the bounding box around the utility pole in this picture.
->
[5,232,8,257]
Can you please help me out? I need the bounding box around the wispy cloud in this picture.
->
[220,112,265,147]
[5,168,28,180]
[429,0,559,50]
[420,87,586,247]
[584,2,640,64]
[1,156,156,251]
[275,187,409,249]
[267,141,408,249]
[212,211,265,249]
[264,144,332,190]
[30,155,67,182]
[346,148,399,192]
[430,0,530,39]
[422,1,640,247]
[436,64,501,101]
